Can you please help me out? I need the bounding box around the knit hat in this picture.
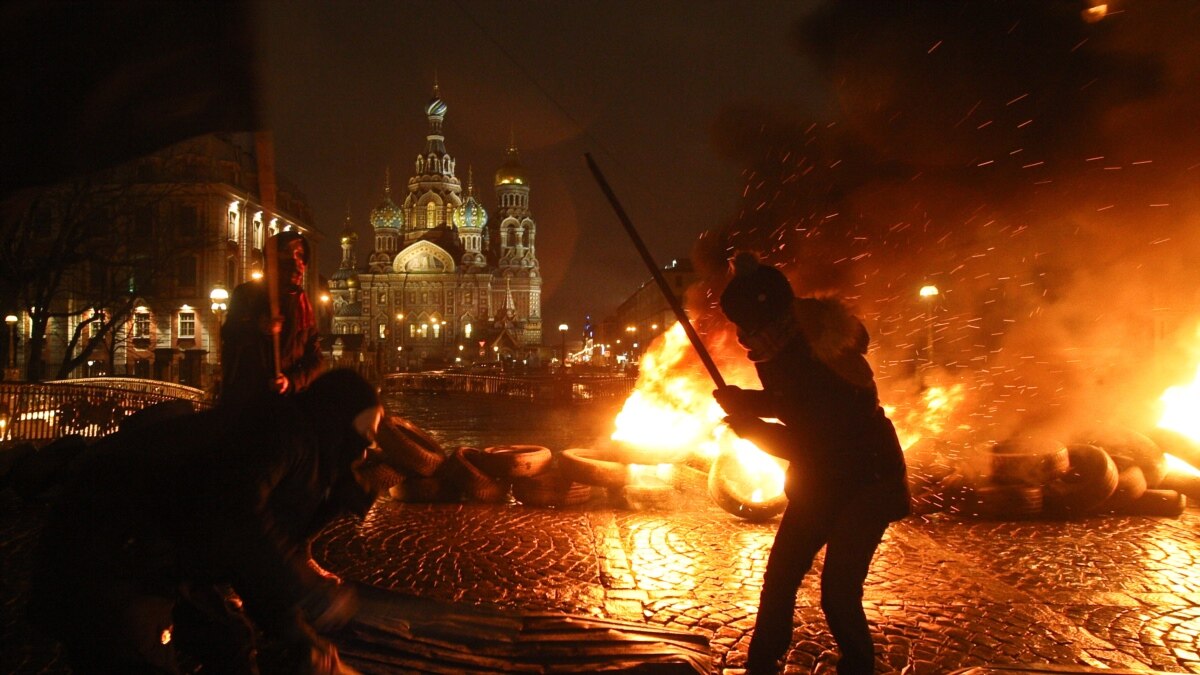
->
[298,368,380,435]
[719,252,795,333]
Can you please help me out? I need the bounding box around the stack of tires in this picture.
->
[904,427,1189,520]
[373,416,592,508]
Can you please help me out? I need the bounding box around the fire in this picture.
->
[885,383,966,450]
[611,323,787,504]
[1159,362,1200,441]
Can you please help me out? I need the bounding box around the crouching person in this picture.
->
[29,369,384,675]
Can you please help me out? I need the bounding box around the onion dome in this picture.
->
[453,167,488,230]
[426,81,447,119]
[495,133,526,186]
[370,170,403,229]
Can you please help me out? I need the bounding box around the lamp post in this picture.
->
[395,313,405,371]
[4,314,17,380]
[210,285,229,384]
[919,284,939,367]
[558,323,569,370]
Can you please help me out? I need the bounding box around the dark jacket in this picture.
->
[31,394,373,640]
[219,279,323,406]
[738,298,909,521]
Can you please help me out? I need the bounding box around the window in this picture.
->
[432,323,441,339]
[177,256,197,288]
[133,311,150,338]
[426,202,437,228]
[379,292,387,305]
[378,323,386,339]
[464,323,472,339]
[178,310,195,339]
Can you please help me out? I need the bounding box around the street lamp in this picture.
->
[919,284,939,367]
[210,285,229,381]
[558,323,569,369]
[5,314,17,379]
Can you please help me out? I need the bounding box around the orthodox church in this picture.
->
[329,86,542,371]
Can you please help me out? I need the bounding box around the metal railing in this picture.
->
[382,372,638,402]
[0,379,210,442]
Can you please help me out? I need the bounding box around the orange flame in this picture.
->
[611,323,786,499]
[884,383,966,450]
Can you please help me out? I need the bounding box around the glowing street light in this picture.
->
[919,284,940,366]
[5,314,18,378]
[558,323,569,367]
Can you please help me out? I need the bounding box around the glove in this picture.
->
[723,414,770,439]
[712,386,759,418]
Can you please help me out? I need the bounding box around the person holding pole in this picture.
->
[713,252,909,675]
[218,231,324,407]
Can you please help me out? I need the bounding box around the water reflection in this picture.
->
[381,392,623,451]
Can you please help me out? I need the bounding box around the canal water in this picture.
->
[380,392,626,452]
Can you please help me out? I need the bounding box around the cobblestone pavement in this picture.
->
[7,480,1200,674]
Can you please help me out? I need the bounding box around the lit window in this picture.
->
[178,311,195,339]
[432,323,441,339]
[378,324,386,339]
[464,323,472,339]
[133,311,150,338]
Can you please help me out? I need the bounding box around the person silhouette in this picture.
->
[713,252,909,675]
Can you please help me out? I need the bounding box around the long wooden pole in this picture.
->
[584,153,726,389]
[255,131,282,378]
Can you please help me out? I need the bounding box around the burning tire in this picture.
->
[473,444,552,479]
[987,437,1068,486]
[512,468,593,508]
[707,448,788,522]
[1042,443,1118,519]
[1074,426,1166,488]
[447,447,510,504]
[1148,428,1200,474]
[963,485,1043,520]
[377,415,445,477]
[559,448,629,489]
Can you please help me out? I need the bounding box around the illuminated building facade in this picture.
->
[329,88,543,370]
[22,134,318,387]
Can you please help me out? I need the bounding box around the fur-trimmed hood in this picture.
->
[793,296,875,390]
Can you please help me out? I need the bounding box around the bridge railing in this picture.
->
[0,379,210,442]
[382,372,637,402]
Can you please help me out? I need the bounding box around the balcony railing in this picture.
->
[382,372,637,402]
[0,379,210,442]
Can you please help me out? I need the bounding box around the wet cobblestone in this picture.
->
[8,480,1200,673]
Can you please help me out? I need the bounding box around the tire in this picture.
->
[474,445,553,479]
[1101,459,1148,512]
[447,447,510,504]
[707,448,788,522]
[360,460,405,493]
[1148,428,1200,475]
[559,448,629,489]
[512,468,594,508]
[1115,489,1186,517]
[387,476,456,503]
[1159,473,1200,502]
[1042,444,1118,519]
[988,436,1068,486]
[1074,426,1166,488]
[376,415,445,477]
[963,485,1043,520]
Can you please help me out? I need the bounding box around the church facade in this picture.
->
[329,88,542,371]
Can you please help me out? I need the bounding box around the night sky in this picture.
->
[256,0,825,329]
[259,0,1200,437]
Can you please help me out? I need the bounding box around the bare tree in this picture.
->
[0,152,216,381]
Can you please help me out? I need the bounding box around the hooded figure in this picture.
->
[219,230,324,407]
[30,368,384,674]
[714,252,909,675]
